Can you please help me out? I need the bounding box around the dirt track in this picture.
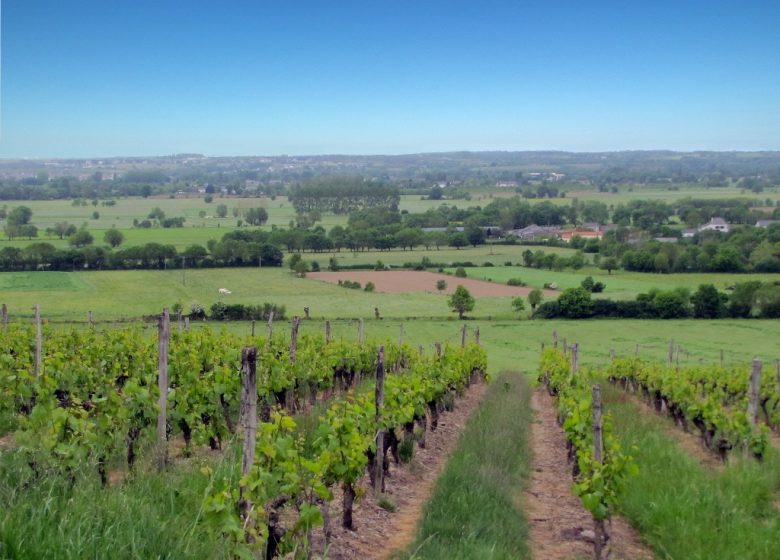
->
[308,270,558,298]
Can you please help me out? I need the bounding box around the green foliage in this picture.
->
[454,267,467,278]
[557,287,593,318]
[528,288,543,310]
[448,285,475,319]
[511,296,525,316]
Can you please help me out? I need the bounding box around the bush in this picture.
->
[209,302,286,321]
[483,261,494,267]
[364,281,375,292]
[190,304,206,320]
[310,260,320,272]
[338,280,362,290]
[504,261,513,266]
[507,278,526,287]
[455,267,467,278]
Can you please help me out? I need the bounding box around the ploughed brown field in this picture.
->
[307,270,558,297]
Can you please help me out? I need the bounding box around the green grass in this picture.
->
[604,385,780,560]
[0,445,235,559]
[459,265,780,300]
[399,372,532,560]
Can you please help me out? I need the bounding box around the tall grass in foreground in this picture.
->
[0,445,239,559]
[605,385,780,560]
[401,372,532,560]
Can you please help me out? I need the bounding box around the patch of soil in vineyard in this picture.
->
[309,380,488,560]
[616,390,724,471]
[308,270,558,298]
[525,390,653,560]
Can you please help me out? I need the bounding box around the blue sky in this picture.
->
[1,0,779,157]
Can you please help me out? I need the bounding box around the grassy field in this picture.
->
[400,372,531,559]
[457,265,780,300]
[604,384,780,559]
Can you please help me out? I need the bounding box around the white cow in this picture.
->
[218,288,232,295]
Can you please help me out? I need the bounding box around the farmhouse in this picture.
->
[756,219,780,228]
[506,224,561,240]
[698,217,729,233]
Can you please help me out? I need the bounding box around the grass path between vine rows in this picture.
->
[395,371,533,559]
[603,384,780,560]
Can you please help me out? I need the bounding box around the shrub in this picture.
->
[209,302,286,321]
[364,281,375,292]
[507,278,526,287]
[310,260,320,272]
[504,261,513,266]
[483,261,494,267]
[455,267,467,278]
[338,280,362,289]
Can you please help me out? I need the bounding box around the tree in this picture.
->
[18,224,38,239]
[511,296,526,317]
[557,287,593,318]
[466,226,485,247]
[92,211,100,220]
[216,204,228,218]
[691,284,727,318]
[436,279,447,293]
[728,281,762,317]
[104,228,125,248]
[288,253,303,270]
[69,229,94,248]
[293,259,309,277]
[8,206,32,226]
[599,257,618,275]
[245,207,269,226]
[48,221,77,240]
[528,288,543,310]
[449,232,468,249]
[204,195,214,203]
[448,285,475,319]
[148,207,166,221]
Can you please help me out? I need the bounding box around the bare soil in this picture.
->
[308,270,558,298]
[310,380,488,559]
[525,390,654,560]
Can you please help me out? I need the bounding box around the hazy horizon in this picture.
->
[2,1,779,158]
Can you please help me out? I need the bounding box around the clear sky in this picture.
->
[1,0,779,158]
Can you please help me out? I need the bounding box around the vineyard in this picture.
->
[2,313,780,559]
[0,313,486,558]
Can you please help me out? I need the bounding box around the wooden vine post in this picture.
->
[667,339,674,367]
[373,346,385,496]
[358,318,364,344]
[304,306,310,320]
[399,323,404,346]
[266,310,274,340]
[562,338,568,355]
[325,320,332,343]
[460,324,467,348]
[435,342,442,358]
[184,316,189,330]
[288,316,300,412]
[570,343,579,374]
[251,320,256,337]
[34,304,42,377]
[475,326,480,345]
[635,344,640,356]
[88,310,94,328]
[610,348,615,361]
[591,384,610,559]
[177,310,183,332]
[552,330,558,348]
[1,303,7,331]
[156,308,170,471]
[747,358,762,426]
[238,346,258,527]
[720,349,724,368]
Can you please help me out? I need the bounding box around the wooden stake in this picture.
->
[251,320,256,337]
[177,310,183,332]
[435,342,442,358]
[460,324,467,348]
[184,317,189,330]
[358,318,364,344]
[156,309,170,471]
[552,330,558,348]
[373,346,385,495]
[34,304,42,377]
[667,339,674,367]
[610,348,615,361]
[562,338,568,355]
[399,323,404,346]
[720,349,724,368]
[591,384,608,559]
[747,358,762,426]
[304,306,310,320]
[239,346,258,524]
[1,303,7,331]
[635,344,640,356]
[88,310,94,327]
[325,320,332,343]
[289,316,300,364]
[475,326,480,345]
[267,310,274,340]
[570,343,579,374]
